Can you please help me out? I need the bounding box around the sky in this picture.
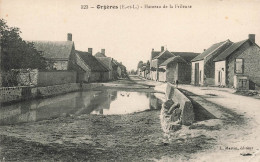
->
[1,0,260,70]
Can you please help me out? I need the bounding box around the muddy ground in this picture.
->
[0,76,253,161]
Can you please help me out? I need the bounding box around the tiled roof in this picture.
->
[32,41,74,60]
[153,50,175,60]
[76,50,109,72]
[160,56,187,66]
[213,39,248,62]
[151,51,161,59]
[172,52,200,62]
[191,40,231,62]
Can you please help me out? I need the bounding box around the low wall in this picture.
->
[37,83,80,97]
[0,83,103,104]
[38,71,77,86]
[160,83,194,132]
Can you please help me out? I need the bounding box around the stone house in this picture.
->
[95,49,118,80]
[213,34,260,90]
[158,52,198,83]
[72,49,109,82]
[191,40,233,86]
[32,33,75,70]
[151,46,199,83]
[150,46,175,81]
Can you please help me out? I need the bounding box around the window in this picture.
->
[235,59,244,74]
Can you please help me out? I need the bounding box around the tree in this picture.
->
[0,19,47,71]
[137,61,143,69]
[146,60,150,72]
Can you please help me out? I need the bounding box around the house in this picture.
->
[191,40,233,86]
[32,33,75,70]
[140,63,147,78]
[213,34,260,90]
[73,49,109,82]
[151,46,199,83]
[150,46,175,81]
[158,52,199,83]
[113,60,124,78]
[95,49,118,80]
[145,61,150,79]
[117,62,127,78]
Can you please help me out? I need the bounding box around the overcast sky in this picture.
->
[1,0,260,70]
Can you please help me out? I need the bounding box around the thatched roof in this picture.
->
[96,57,113,71]
[32,41,74,60]
[76,50,109,72]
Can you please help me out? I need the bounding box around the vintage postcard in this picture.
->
[0,0,260,161]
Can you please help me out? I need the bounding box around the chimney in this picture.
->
[101,49,105,55]
[161,46,164,52]
[67,33,72,41]
[248,34,255,43]
[88,48,93,55]
[204,49,206,51]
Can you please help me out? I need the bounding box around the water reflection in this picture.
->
[0,90,162,125]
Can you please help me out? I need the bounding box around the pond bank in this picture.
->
[0,77,215,161]
[0,83,104,104]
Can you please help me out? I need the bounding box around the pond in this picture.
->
[0,89,162,126]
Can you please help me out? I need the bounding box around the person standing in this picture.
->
[176,80,179,88]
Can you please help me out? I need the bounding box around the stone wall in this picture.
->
[37,83,80,97]
[160,83,194,133]
[16,69,38,86]
[0,86,38,103]
[0,83,103,104]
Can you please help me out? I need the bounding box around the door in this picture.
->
[194,63,199,85]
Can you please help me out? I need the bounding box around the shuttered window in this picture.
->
[235,59,244,74]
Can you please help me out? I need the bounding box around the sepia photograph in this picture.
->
[0,0,260,161]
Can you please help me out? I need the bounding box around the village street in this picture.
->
[178,84,260,161]
[0,76,260,161]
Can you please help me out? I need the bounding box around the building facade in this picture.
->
[191,40,233,86]
[214,34,260,90]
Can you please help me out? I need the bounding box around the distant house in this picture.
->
[32,33,75,70]
[159,51,199,83]
[117,62,127,78]
[95,49,118,80]
[113,60,124,78]
[151,46,199,83]
[191,40,233,86]
[73,49,109,82]
[145,61,150,79]
[140,63,147,78]
[213,34,260,90]
[150,46,175,81]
